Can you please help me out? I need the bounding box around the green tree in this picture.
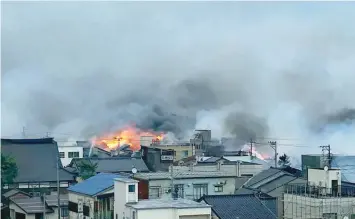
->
[278,153,291,167]
[1,153,19,187]
[77,160,98,180]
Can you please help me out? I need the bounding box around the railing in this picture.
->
[284,183,355,198]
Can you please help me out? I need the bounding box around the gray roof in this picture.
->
[45,194,68,207]
[10,197,53,214]
[114,178,138,183]
[70,157,149,173]
[199,194,277,219]
[240,167,306,197]
[1,138,75,183]
[126,198,211,210]
[3,189,30,198]
[134,171,236,180]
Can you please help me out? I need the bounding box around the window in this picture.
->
[183,150,189,158]
[59,152,65,158]
[61,207,69,217]
[68,201,78,212]
[128,185,135,193]
[193,184,208,200]
[149,186,161,199]
[214,185,223,192]
[174,184,184,198]
[68,152,79,158]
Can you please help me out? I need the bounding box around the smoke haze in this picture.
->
[2,2,355,159]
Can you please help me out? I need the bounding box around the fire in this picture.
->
[242,144,268,160]
[92,125,164,151]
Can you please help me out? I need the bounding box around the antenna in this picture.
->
[22,126,26,138]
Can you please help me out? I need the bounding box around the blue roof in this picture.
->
[68,173,121,196]
[199,194,277,219]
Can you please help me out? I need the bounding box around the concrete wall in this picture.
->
[308,169,341,191]
[147,177,236,200]
[283,194,355,219]
[58,146,83,167]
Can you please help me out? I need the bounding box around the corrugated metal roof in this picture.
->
[67,173,121,196]
[200,194,277,219]
[127,198,210,210]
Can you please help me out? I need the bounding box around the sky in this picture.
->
[2,1,355,160]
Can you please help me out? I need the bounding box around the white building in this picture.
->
[114,178,212,219]
[58,144,84,167]
[133,171,248,200]
[283,168,355,219]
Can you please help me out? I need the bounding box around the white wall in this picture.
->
[135,207,211,219]
[147,177,236,200]
[283,194,355,219]
[308,169,341,191]
[58,145,83,167]
[68,192,95,219]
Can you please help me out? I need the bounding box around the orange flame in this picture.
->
[92,125,164,151]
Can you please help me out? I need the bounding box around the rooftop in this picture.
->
[1,138,75,183]
[69,157,149,173]
[10,195,68,214]
[133,171,236,180]
[114,178,138,183]
[126,198,210,210]
[68,173,121,196]
[199,194,277,219]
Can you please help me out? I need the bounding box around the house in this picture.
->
[67,157,149,175]
[8,194,68,219]
[133,171,247,200]
[150,144,193,161]
[58,143,84,167]
[198,194,277,219]
[140,145,174,172]
[3,190,31,200]
[283,168,355,219]
[67,173,121,219]
[1,138,76,193]
[114,177,212,219]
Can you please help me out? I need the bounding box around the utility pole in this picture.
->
[320,145,331,168]
[250,139,254,159]
[56,152,61,219]
[43,193,46,219]
[22,126,26,138]
[170,164,174,199]
[268,141,278,168]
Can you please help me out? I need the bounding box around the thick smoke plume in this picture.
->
[2,2,355,160]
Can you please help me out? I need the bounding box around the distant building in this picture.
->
[198,194,277,219]
[67,173,119,219]
[302,154,355,182]
[150,144,193,161]
[58,144,84,167]
[190,130,212,156]
[114,178,212,219]
[133,171,246,201]
[283,168,355,219]
[140,145,174,172]
[1,138,76,193]
[67,157,149,175]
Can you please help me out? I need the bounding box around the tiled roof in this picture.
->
[68,173,121,196]
[1,138,75,183]
[134,171,236,180]
[199,194,277,219]
[10,197,53,214]
[2,189,30,198]
[70,157,149,173]
[45,194,68,207]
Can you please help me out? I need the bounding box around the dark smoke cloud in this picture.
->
[224,112,269,142]
[2,2,355,156]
